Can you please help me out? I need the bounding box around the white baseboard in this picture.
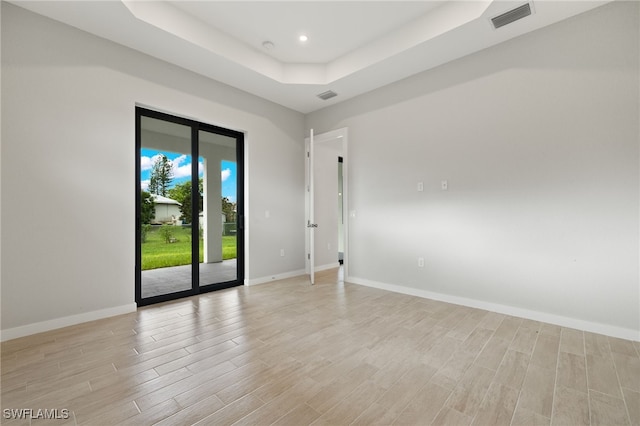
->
[314,262,341,272]
[0,303,137,342]
[347,276,640,342]
[245,263,341,286]
[8,277,634,342]
[245,269,306,286]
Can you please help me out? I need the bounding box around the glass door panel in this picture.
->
[198,130,238,287]
[139,115,193,299]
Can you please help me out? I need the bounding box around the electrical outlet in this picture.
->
[280,249,285,257]
[441,180,448,191]
[418,257,425,268]
[417,182,424,192]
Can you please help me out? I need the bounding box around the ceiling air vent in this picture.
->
[491,3,532,29]
[317,90,338,101]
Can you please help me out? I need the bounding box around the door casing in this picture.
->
[305,127,349,283]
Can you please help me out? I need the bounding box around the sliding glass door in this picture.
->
[135,108,244,306]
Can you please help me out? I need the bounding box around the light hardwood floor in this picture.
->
[1,268,638,425]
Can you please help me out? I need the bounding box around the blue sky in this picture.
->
[140,148,237,202]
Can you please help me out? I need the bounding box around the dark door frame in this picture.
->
[135,107,245,306]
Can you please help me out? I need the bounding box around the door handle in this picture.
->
[307,223,318,228]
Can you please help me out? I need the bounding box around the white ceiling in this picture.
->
[11,0,610,114]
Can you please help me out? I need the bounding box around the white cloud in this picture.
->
[167,155,192,179]
[142,155,204,181]
[141,156,152,171]
[172,154,187,166]
[141,180,150,191]
[221,168,231,181]
[172,162,192,179]
[140,153,163,171]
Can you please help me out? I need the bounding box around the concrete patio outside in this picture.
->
[141,259,238,298]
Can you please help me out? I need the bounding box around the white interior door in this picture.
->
[306,129,316,284]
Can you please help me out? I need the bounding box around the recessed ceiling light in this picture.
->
[299,35,308,42]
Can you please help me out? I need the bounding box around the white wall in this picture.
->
[307,1,640,339]
[0,3,305,338]
[2,1,638,341]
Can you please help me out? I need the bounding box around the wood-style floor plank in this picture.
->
[1,268,636,425]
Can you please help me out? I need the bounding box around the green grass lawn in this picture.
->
[142,226,237,270]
